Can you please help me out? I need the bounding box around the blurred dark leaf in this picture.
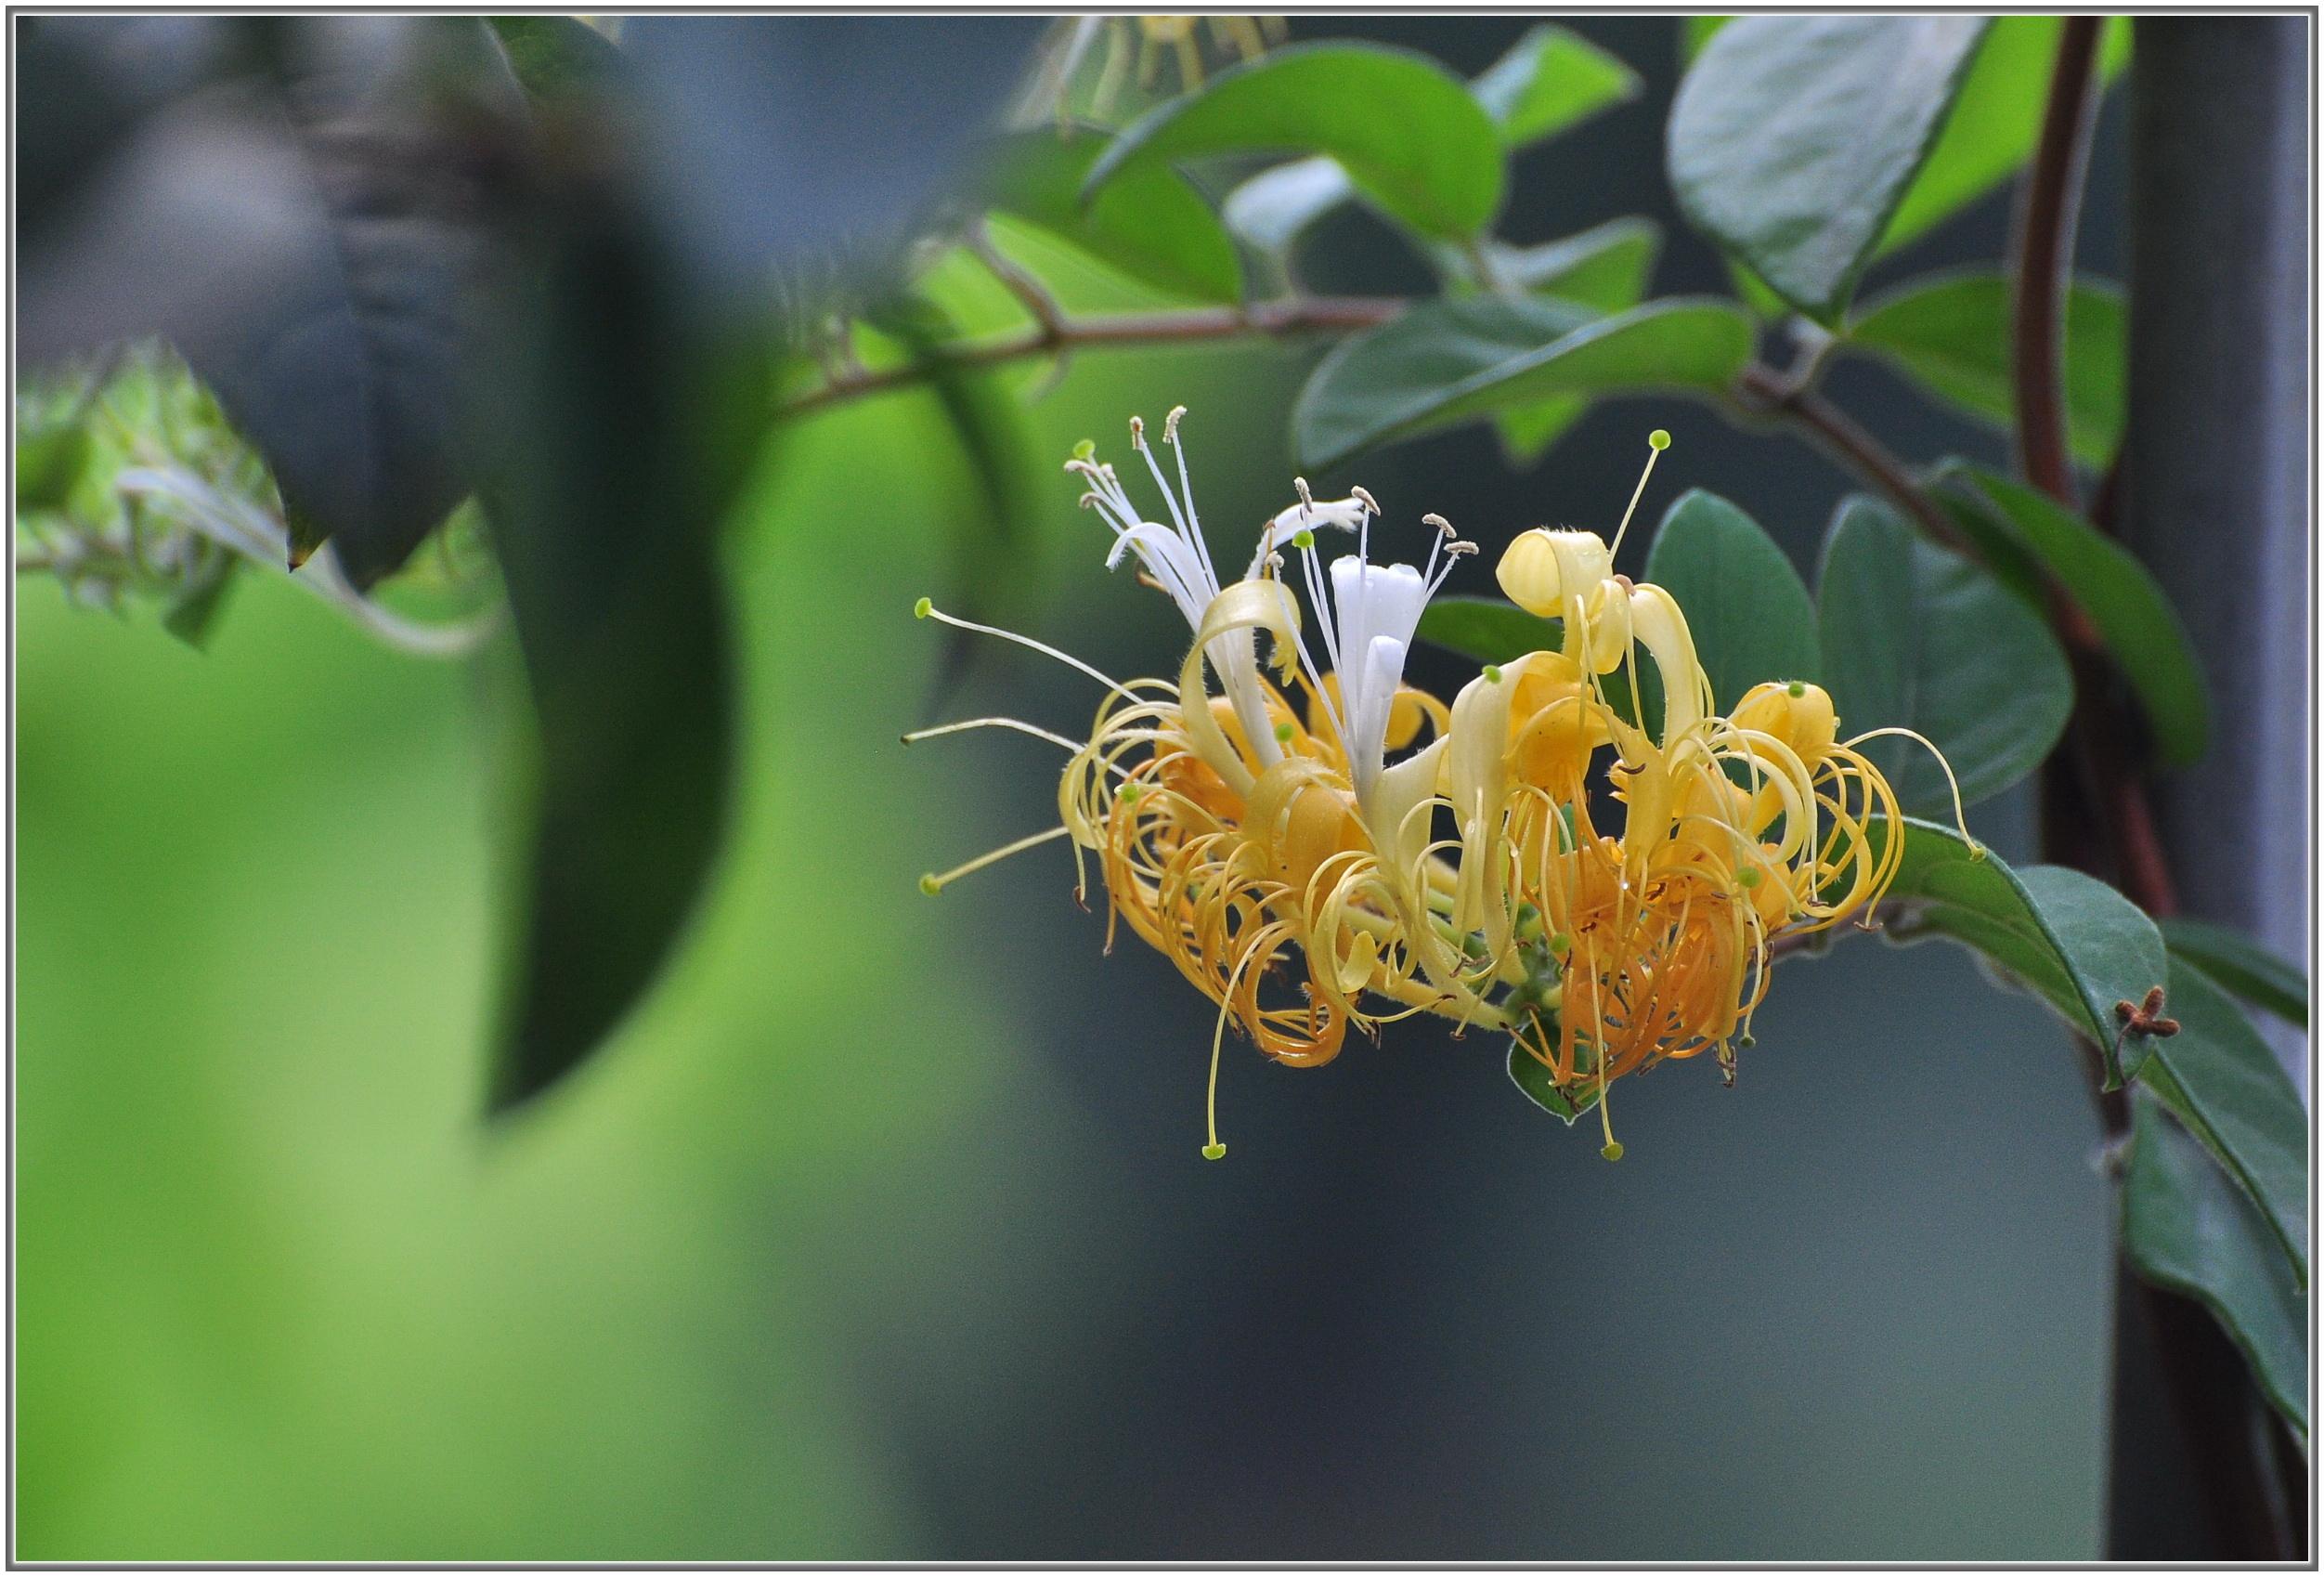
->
[1668,17,1989,323]
[1087,44,1504,242]
[2134,960,2309,1285]
[1641,489,1821,710]
[1816,495,2071,814]
[978,128,1242,303]
[1468,217,1661,464]
[1295,297,1750,470]
[617,17,1044,303]
[1866,817,2170,1088]
[478,168,767,1115]
[486,15,626,109]
[1934,464,2211,767]
[2123,1091,2307,1439]
[2157,918,2309,1031]
[1848,271,2125,466]
[161,562,238,649]
[20,17,532,588]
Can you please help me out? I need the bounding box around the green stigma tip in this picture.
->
[1601,1140,1625,1162]
[1117,781,1142,802]
[1484,664,1503,684]
[1647,429,1671,451]
[1273,721,1295,742]
[918,873,942,896]
[1738,1034,1756,1049]
[1786,680,1806,697]
[1736,867,1760,889]
[1548,933,1570,955]
[1292,528,1316,550]
[913,596,933,619]
[1201,1141,1227,1161]
[1071,438,1096,461]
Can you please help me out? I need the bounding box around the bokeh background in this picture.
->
[19,16,2142,1560]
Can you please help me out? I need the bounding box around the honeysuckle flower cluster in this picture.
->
[912,408,1969,1161]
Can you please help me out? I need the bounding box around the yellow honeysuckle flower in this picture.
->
[909,414,1973,1163]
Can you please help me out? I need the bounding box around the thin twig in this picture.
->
[778,295,1406,419]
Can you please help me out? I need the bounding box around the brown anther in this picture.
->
[1445,540,1478,557]
[1163,405,1188,443]
[1128,413,1146,448]
[1613,573,1635,591]
[1350,485,1380,515]
[1422,512,1454,536]
[2148,1017,2181,1037]
[1293,476,1314,512]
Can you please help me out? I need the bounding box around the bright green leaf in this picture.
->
[980,129,1242,304]
[1936,466,2211,768]
[1848,271,2124,466]
[1295,297,1752,469]
[1879,18,2133,257]
[1816,495,2072,814]
[2123,1091,2307,1439]
[1668,17,1990,322]
[15,420,91,514]
[1414,595,1561,666]
[1642,489,1821,710]
[1472,23,1641,148]
[2136,959,2308,1285]
[1085,44,1505,241]
[1681,17,1731,64]
[1488,217,1660,310]
[2158,917,2308,1030]
[1868,818,2170,1088]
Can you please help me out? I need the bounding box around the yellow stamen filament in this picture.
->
[920,824,1072,894]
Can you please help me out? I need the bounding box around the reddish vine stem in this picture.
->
[2012,17,2104,506]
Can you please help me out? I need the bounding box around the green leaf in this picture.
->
[1681,17,1732,63]
[979,128,1242,304]
[2135,959,2308,1284]
[161,562,237,650]
[15,419,91,513]
[1477,218,1661,465]
[1868,817,2170,1088]
[1221,29,1634,264]
[2157,917,2308,1030]
[1295,297,1751,470]
[1508,1039,1599,1124]
[1085,44,1505,241]
[1414,595,1561,665]
[1936,466,2211,768]
[2123,1091,2307,1439]
[1668,17,1991,323]
[488,16,627,110]
[1471,23,1641,148]
[1847,271,2124,466]
[1642,489,1821,710]
[1487,217,1660,310]
[1815,495,2072,814]
[1879,18,2132,257]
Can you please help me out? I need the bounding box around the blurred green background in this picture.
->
[19,17,2132,1560]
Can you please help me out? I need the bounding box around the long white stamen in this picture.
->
[918,601,1142,703]
[1163,405,1218,589]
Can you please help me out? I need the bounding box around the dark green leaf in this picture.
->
[1936,466,2211,767]
[1471,23,1641,147]
[979,128,1241,303]
[1668,17,1990,322]
[487,15,626,109]
[1642,489,1821,710]
[1816,495,2072,813]
[2136,960,2308,1284]
[1868,817,2171,1087]
[1414,595,1561,665]
[1221,30,1633,264]
[1086,44,1505,241]
[15,420,92,513]
[2158,917,2308,1030]
[1848,271,2124,466]
[1475,218,1660,465]
[1295,297,1751,469]
[1879,18,2132,256]
[161,561,237,649]
[2123,1091,2306,1438]
[1508,1039,1599,1124]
